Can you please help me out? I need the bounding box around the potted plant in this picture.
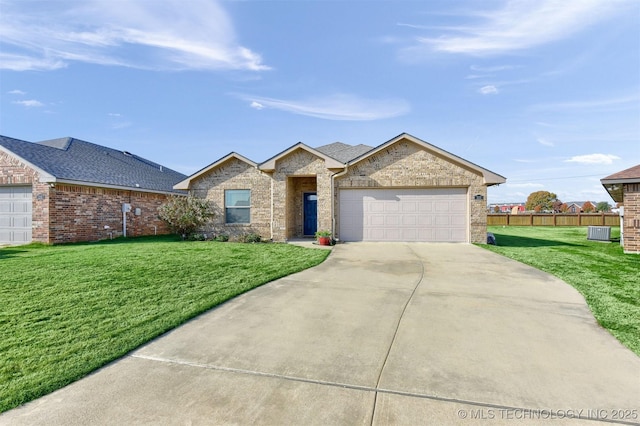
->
[315,230,332,246]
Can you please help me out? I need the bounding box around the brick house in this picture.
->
[0,135,186,245]
[601,164,640,254]
[175,133,506,243]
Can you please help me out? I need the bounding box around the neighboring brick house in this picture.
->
[175,133,506,243]
[601,164,640,254]
[0,135,186,245]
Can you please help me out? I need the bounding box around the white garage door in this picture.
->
[0,186,32,245]
[339,188,467,242]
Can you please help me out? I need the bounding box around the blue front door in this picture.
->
[303,193,318,236]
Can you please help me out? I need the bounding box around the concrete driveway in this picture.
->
[2,243,639,425]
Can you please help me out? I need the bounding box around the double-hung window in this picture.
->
[225,189,250,224]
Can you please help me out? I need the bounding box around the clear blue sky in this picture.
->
[1,0,639,204]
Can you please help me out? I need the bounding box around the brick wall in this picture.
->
[2,149,174,244]
[271,149,333,241]
[335,139,488,243]
[190,157,271,240]
[186,140,491,244]
[623,183,640,254]
[48,184,172,243]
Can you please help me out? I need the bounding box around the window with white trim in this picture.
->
[225,189,250,224]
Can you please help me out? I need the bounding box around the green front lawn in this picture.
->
[0,236,330,413]
[482,226,639,356]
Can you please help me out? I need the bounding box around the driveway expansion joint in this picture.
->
[370,244,426,425]
[130,354,636,426]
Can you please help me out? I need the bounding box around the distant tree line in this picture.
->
[521,191,612,213]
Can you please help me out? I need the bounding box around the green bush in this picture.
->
[241,233,262,243]
[158,196,214,239]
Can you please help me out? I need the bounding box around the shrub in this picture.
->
[214,234,229,242]
[241,233,262,243]
[158,196,214,239]
[187,233,207,241]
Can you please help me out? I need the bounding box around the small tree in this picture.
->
[582,201,595,213]
[552,199,563,213]
[596,201,611,212]
[493,205,500,213]
[560,203,569,213]
[158,196,214,238]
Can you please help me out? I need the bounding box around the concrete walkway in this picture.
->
[2,243,639,425]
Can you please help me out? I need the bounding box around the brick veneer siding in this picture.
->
[48,184,172,244]
[334,139,488,243]
[190,157,271,240]
[186,140,494,243]
[271,149,334,241]
[623,183,640,254]
[2,150,173,244]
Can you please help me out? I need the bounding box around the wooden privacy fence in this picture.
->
[487,213,620,227]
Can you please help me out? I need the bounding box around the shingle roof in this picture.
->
[601,164,640,182]
[0,135,186,194]
[314,142,374,163]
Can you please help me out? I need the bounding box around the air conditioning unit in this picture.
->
[587,226,611,242]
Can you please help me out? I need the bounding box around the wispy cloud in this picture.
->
[565,154,620,165]
[478,85,498,95]
[470,64,520,72]
[8,89,26,95]
[107,112,132,129]
[407,0,628,56]
[0,0,268,72]
[240,94,410,121]
[537,138,554,147]
[530,94,640,113]
[13,99,44,107]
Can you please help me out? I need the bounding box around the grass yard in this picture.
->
[482,226,639,356]
[0,236,330,413]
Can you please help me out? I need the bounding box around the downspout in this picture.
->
[122,209,127,238]
[269,172,274,241]
[330,164,350,240]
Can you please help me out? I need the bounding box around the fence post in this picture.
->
[601,212,605,226]
[553,213,557,226]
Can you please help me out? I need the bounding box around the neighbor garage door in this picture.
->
[0,186,32,244]
[339,188,467,242]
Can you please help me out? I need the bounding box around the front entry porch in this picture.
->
[286,176,317,239]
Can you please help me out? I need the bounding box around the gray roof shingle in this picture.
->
[0,135,186,194]
[315,142,373,163]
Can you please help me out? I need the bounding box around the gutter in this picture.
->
[48,178,187,196]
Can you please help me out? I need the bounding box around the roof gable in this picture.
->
[174,152,257,190]
[315,142,373,163]
[347,133,506,186]
[258,142,344,171]
[0,135,186,194]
